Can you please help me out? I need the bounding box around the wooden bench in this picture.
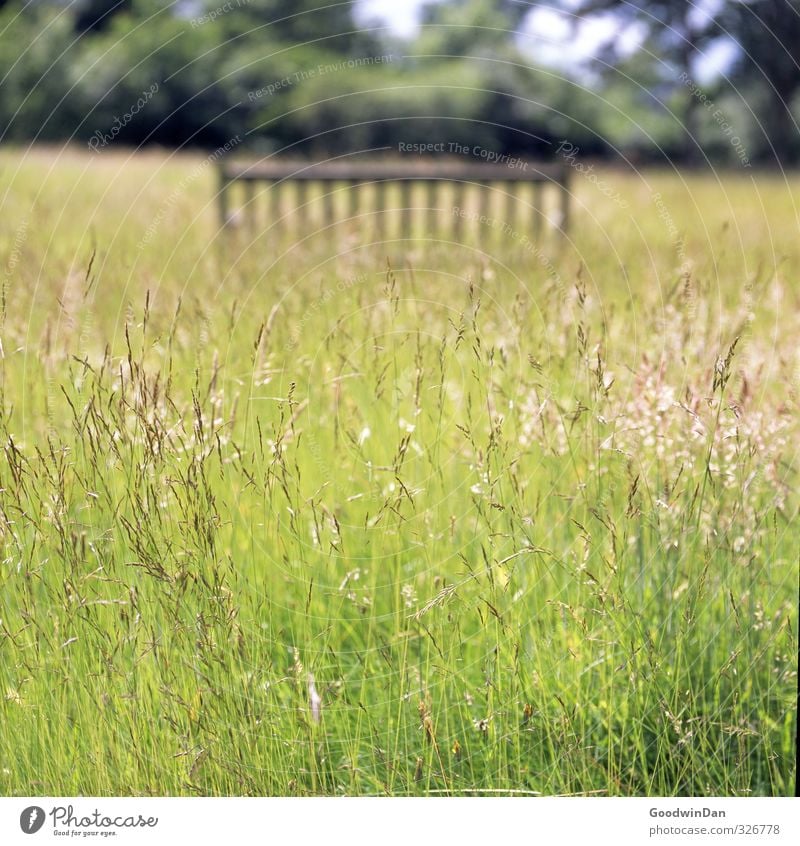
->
[216,159,571,239]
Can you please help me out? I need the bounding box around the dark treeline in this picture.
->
[1,0,798,165]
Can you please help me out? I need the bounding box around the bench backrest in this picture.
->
[216,159,571,238]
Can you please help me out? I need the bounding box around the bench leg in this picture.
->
[218,171,230,228]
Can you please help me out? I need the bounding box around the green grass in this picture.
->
[0,148,797,796]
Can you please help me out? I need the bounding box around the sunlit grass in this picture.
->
[0,148,796,795]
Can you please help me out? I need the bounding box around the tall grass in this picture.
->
[0,149,796,795]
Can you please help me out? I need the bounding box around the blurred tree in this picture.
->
[416,0,522,54]
[557,0,800,164]
[74,0,133,34]
[409,0,592,157]
[70,6,235,147]
[0,2,80,141]
[561,0,723,161]
[0,0,796,164]
[721,0,800,163]
[201,0,381,150]
[202,0,373,53]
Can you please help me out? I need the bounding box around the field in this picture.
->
[0,148,797,796]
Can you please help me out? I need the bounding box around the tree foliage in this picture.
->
[0,0,797,163]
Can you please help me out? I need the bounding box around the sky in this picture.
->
[356,0,434,39]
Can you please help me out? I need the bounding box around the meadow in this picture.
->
[0,147,797,796]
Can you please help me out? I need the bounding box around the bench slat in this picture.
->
[219,160,567,183]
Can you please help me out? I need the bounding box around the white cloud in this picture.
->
[355,0,439,38]
[692,38,739,85]
[519,7,641,75]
